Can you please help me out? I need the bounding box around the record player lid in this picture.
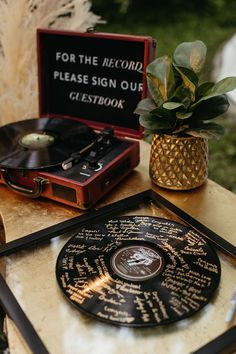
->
[37,29,156,139]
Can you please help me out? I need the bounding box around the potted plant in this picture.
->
[135,40,236,190]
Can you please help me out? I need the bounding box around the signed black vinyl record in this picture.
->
[0,117,97,169]
[56,216,221,327]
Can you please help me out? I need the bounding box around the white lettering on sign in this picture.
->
[53,71,89,84]
[55,52,99,66]
[77,55,98,66]
[56,52,76,63]
[69,91,125,109]
[102,58,143,71]
[91,76,117,88]
[120,80,143,92]
[53,52,144,96]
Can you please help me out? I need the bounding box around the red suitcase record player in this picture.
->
[0,29,156,209]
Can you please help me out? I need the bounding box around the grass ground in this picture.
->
[97,15,236,193]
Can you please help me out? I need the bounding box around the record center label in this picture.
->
[111,245,164,281]
[19,132,55,149]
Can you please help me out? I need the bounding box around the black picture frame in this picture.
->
[1,189,236,258]
[1,189,236,354]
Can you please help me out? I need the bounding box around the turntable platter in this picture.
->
[0,117,97,169]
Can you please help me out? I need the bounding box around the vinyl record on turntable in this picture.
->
[0,117,97,169]
[56,216,221,327]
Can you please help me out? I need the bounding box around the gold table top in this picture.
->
[1,140,236,354]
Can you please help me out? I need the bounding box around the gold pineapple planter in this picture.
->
[135,41,236,189]
[149,134,208,190]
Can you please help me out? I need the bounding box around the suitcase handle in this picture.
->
[0,168,49,198]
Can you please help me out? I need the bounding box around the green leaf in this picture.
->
[174,66,199,86]
[150,105,176,121]
[192,76,236,108]
[176,111,193,119]
[139,114,173,132]
[163,102,185,110]
[186,122,225,139]
[134,98,157,115]
[192,94,229,121]
[146,56,175,103]
[147,77,163,106]
[196,82,215,98]
[173,65,196,101]
[173,40,207,74]
[209,76,236,95]
[171,85,192,108]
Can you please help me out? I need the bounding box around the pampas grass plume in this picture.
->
[0,0,102,126]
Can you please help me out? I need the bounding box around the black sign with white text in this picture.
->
[38,30,153,136]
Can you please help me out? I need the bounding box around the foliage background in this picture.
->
[92,0,236,193]
[92,0,236,25]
